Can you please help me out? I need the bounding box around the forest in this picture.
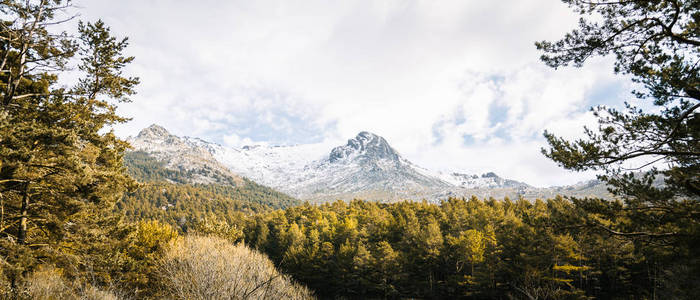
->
[0,0,698,299]
[117,149,700,299]
[120,151,300,226]
[242,197,699,299]
[121,151,700,298]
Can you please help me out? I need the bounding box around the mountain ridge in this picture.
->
[127,125,611,202]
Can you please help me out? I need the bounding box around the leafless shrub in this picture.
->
[25,267,74,300]
[21,267,120,300]
[78,285,120,300]
[158,235,314,300]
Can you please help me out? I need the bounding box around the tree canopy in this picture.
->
[537,0,699,240]
[0,0,139,293]
[238,196,698,298]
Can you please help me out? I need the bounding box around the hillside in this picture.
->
[118,151,301,228]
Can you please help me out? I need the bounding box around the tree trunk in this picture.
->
[4,1,46,106]
[1,192,4,233]
[18,183,29,244]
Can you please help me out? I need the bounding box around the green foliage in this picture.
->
[118,220,178,298]
[0,1,141,296]
[123,151,241,186]
[536,0,698,104]
[536,4,700,298]
[75,20,139,102]
[122,151,192,184]
[0,1,696,299]
[448,228,486,282]
[537,0,699,244]
[119,151,301,230]
[191,214,244,244]
[242,197,698,299]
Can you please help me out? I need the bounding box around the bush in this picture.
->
[20,266,119,300]
[158,235,313,300]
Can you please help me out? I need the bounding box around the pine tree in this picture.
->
[0,0,138,292]
[537,0,699,237]
[537,1,700,295]
[371,240,399,298]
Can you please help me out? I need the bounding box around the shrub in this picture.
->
[158,235,313,299]
[21,266,119,300]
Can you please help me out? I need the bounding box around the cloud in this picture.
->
[74,0,631,186]
[222,133,256,148]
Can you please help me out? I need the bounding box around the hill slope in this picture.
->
[118,150,300,228]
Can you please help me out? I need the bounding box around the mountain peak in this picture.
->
[137,124,172,139]
[329,131,399,163]
[482,172,499,178]
[356,131,376,138]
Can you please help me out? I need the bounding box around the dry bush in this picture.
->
[24,267,74,300]
[21,267,120,300]
[0,258,13,299]
[159,235,314,300]
[78,285,120,300]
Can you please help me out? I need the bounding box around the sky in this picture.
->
[70,0,638,187]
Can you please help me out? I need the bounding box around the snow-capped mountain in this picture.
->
[128,125,609,202]
[204,130,455,201]
[128,125,244,186]
[436,171,530,189]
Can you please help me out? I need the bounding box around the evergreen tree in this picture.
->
[537,1,700,295]
[537,0,699,235]
[243,196,699,298]
[0,0,138,293]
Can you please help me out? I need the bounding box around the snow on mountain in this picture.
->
[127,125,608,202]
[127,124,244,186]
[436,171,530,189]
[201,131,453,201]
[296,132,453,199]
[204,141,328,189]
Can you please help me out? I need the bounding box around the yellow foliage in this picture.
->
[553,264,591,274]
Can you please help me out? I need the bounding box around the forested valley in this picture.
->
[1,0,698,299]
[111,149,700,299]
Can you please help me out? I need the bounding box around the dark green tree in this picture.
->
[537,0,699,237]
[537,1,699,297]
[0,0,139,292]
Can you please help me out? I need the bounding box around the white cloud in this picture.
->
[73,0,631,186]
[222,133,256,148]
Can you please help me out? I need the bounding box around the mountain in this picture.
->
[285,131,454,201]
[128,125,611,202]
[197,131,455,201]
[437,171,530,189]
[129,124,245,186]
[121,132,301,227]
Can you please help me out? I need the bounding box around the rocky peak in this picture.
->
[329,131,400,163]
[482,172,499,178]
[137,124,172,140]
